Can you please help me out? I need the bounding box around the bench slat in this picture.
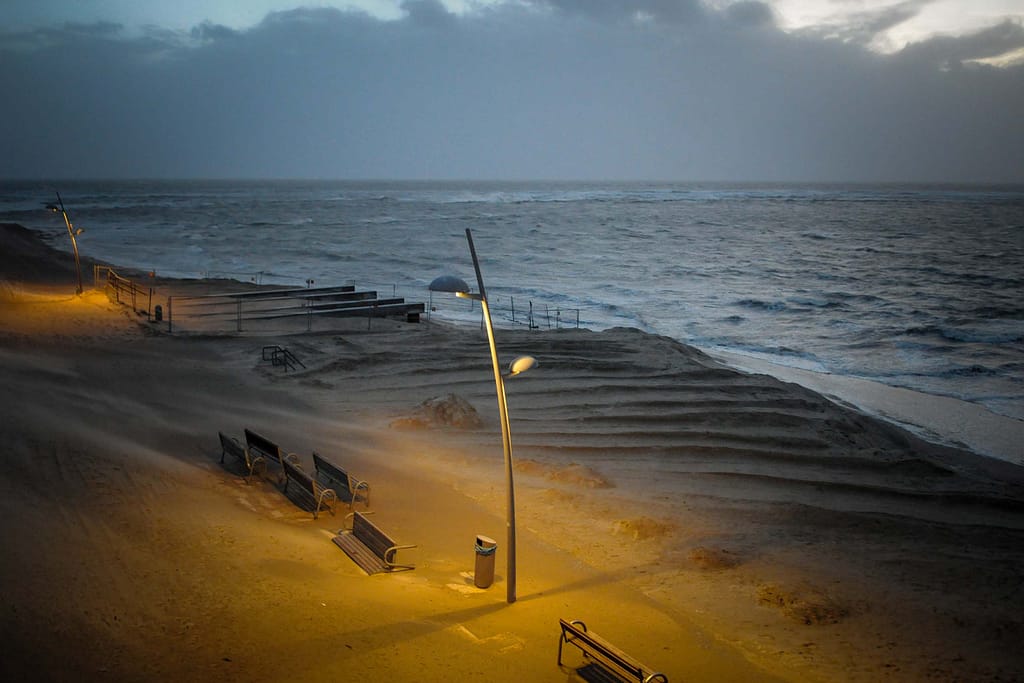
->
[332,533,389,575]
[244,428,283,464]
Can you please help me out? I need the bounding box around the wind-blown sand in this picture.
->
[2,223,1023,682]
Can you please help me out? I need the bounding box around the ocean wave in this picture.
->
[903,324,1024,345]
[735,298,788,312]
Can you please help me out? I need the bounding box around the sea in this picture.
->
[2,180,1023,424]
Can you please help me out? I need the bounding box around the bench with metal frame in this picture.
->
[312,451,370,510]
[244,428,297,482]
[218,431,265,483]
[282,458,338,519]
[557,619,668,683]
[332,511,415,575]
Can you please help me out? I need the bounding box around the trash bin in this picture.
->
[153,304,162,322]
[474,535,498,589]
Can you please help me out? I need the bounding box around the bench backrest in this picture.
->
[283,457,315,492]
[352,511,396,563]
[244,428,282,463]
[559,619,664,683]
[219,432,246,459]
[313,452,350,488]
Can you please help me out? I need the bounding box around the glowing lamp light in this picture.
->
[508,355,537,377]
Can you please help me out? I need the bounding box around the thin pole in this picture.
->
[465,228,517,604]
[54,192,83,295]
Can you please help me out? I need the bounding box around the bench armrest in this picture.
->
[384,543,417,570]
[351,478,370,507]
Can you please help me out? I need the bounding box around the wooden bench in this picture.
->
[218,431,265,483]
[558,619,668,683]
[331,511,415,574]
[312,451,370,510]
[282,458,337,519]
[244,428,298,481]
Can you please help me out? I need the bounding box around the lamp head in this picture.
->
[507,355,537,377]
[429,274,471,294]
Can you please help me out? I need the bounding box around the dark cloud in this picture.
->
[1,3,1021,182]
[899,19,1024,67]
[190,21,238,44]
[724,2,776,28]
[801,0,930,45]
[525,0,707,24]
[400,0,456,27]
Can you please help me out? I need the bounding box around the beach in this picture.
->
[2,223,1024,682]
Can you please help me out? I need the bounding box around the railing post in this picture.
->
[167,296,173,333]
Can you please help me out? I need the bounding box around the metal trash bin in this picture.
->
[474,535,498,589]
[153,304,162,322]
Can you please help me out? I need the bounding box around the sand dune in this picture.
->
[2,223,1023,682]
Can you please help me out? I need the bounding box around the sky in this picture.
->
[2,0,1023,182]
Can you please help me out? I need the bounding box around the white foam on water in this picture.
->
[709,348,1024,468]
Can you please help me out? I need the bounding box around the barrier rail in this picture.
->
[165,284,424,333]
[95,265,153,319]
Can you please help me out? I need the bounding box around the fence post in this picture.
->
[167,297,173,333]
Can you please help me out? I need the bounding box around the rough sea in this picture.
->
[3,180,1022,422]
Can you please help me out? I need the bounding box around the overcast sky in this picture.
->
[2,0,1023,182]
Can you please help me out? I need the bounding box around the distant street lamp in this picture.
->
[430,228,536,604]
[46,191,84,295]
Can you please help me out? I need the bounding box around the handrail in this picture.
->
[262,345,305,371]
[97,266,153,319]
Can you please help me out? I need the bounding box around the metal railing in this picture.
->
[261,345,306,371]
[165,284,425,333]
[95,265,153,319]
[506,297,581,330]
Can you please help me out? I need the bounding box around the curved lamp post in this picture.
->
[46,191,84,295]
[430,228,536,604]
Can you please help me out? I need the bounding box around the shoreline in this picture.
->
[709,348,1024,469]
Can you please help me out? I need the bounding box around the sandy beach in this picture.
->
[2,223,1023,682]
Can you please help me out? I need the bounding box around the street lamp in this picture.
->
[430,228,536,604]
[46,191,84,295]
